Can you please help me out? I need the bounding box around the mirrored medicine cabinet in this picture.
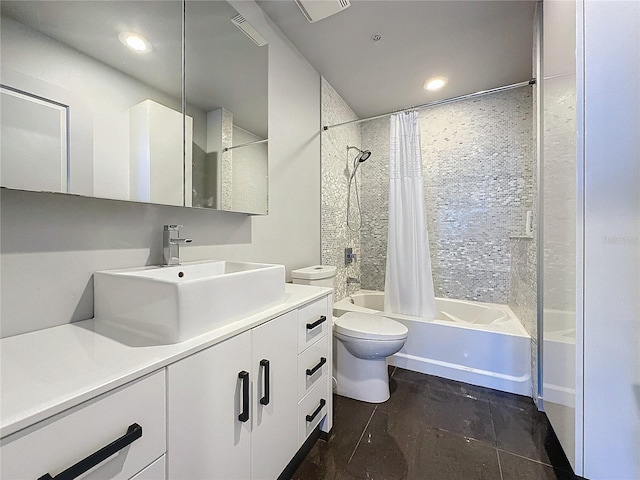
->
[0,1,268,214]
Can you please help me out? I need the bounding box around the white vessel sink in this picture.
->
[94,261,286,344]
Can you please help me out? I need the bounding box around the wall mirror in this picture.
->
[0,1,268,214]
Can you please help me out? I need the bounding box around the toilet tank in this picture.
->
[291,265,337,288]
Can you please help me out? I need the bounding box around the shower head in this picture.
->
[347,146,372,163]
[346,146,371,232]
[356,150,371,162]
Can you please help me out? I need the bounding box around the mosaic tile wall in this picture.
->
[515,21,539,399]
[359,117,390,292]
[511,26,539,395]
[220,108,234,211]
[320,77,362,301]
[360,87,535,306]
[510,236,538,394]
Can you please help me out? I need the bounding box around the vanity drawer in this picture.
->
[298,297,330,353]
[298,377,328,444]
[130,455,165,480]
[298,334,329,401]
[0,370,166,480]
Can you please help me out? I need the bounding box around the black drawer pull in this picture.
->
[260,359,270,406]
[306,357,327,376]
[38,423,142,480]
[238,371,250,423]
[306,315,327,330]
[306,398,326,422]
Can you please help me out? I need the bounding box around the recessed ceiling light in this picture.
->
[424,76,448,91]
[118,32,153,53]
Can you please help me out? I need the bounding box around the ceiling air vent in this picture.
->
[295,0,351,23]
[231,14,268,46]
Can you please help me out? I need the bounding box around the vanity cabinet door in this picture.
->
[0,371,165,480]
[167,330,252,480]
[251,310,298,480]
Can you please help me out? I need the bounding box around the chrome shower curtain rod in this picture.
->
[323,78,536,131]
[222,138,268,153]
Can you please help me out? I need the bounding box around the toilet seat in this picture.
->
[334,312,408,341]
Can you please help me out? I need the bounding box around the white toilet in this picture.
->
[333,312,408,403]
[291,265,409,404]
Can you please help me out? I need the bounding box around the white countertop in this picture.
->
[0,283,332,438]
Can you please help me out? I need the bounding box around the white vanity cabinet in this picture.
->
[0,287,332,480]
[296,295,332,445]
[0,371,166,480]
[167,310,299,480]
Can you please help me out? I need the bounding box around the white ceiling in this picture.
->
[258,0,537,121]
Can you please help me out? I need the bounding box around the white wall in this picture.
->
[0,0,321,338]
[581,1,640,478]
[543,2,640,477]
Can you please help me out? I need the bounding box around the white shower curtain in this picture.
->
[384,111,437,319]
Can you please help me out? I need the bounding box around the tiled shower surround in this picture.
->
[321,82,538,394]
[360,87,535,305]
[320,78,362,301]
[510,235,538,395]
[321,83,538,394]
[361,87,537,391]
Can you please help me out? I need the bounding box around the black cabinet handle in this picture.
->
[259,359,270,406]
[306,357,327,376]
[238,371,250,423]
[37,423,142,480]
[306,315,327,330]
[306,398,326,422]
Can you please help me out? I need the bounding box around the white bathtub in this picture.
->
[333,290,532,396]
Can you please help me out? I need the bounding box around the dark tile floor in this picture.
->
[292,367,582,480]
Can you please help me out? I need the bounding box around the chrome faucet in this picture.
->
[162,225,193,266]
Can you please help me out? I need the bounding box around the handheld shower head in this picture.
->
[346,146,372,232]
[356,150,371,162]
[347,146,372,163]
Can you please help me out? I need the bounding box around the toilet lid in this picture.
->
[291,265,337,280]
[334,312,408,341]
